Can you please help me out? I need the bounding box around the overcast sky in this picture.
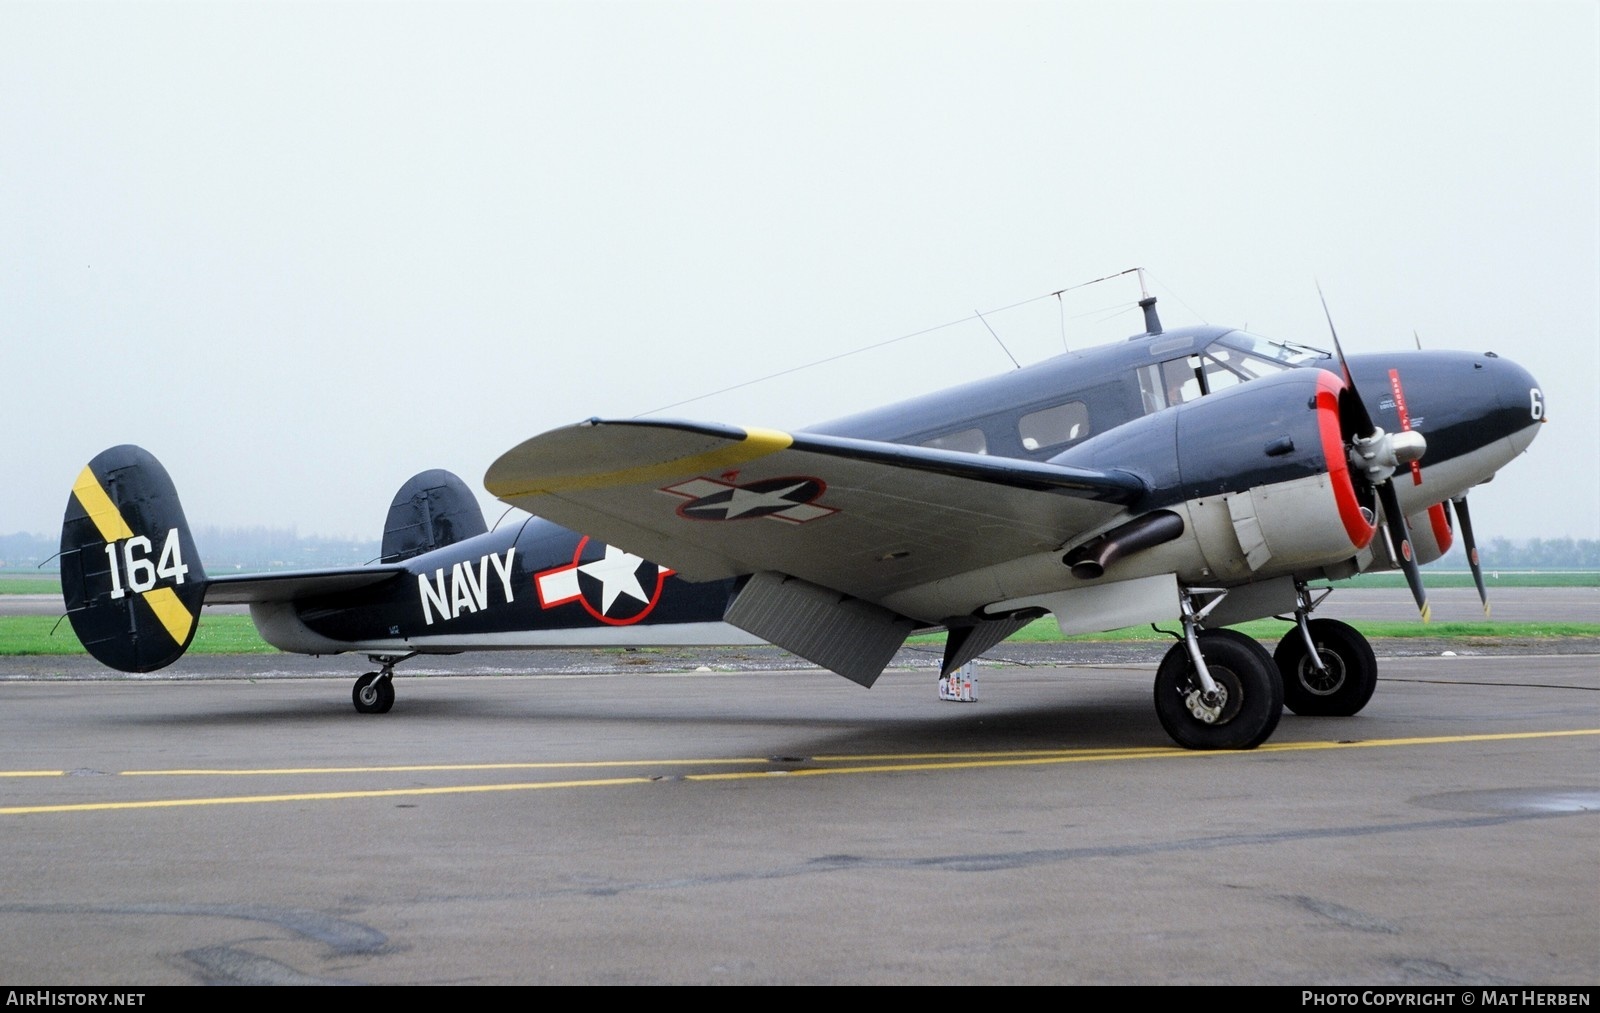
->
[4,0,1596,546]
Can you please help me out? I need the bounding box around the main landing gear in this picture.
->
[1156,582,1380,749]
[1271,582,1378,717]
[1155,589,1283,750]
[352,654,414,714]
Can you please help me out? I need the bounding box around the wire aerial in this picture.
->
[636,271,1149,418]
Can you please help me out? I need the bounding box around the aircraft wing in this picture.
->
[203,566,409,605]
[485,419,1145,605]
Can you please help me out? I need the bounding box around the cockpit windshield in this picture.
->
[1195,332,1332,395]
[1138,331,1332,414]
[1211,331,1330,373]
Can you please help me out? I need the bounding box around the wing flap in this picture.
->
[486,420,1143,605]
[724,571,920,687]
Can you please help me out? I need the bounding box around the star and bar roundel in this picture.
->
[660,474,838,523]
[534,536,673,626]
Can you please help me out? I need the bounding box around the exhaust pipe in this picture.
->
[1064,510,1185,580]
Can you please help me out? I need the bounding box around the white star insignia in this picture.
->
[578,545,651,614]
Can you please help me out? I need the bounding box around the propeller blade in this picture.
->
[1377,480,1430,623]
[1451,495,1491,617]
[1316,285,1430,623]
[1316,283,1378,436]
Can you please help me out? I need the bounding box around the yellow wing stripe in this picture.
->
[492,427,795,497]
[143,586,196,647]
[72,466,135,543]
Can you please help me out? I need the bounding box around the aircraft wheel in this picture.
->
[1154,629,1283,750]
[352,672,395,714]
[1274,618,1378,717]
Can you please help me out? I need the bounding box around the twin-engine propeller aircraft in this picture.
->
[60,293,1544,749]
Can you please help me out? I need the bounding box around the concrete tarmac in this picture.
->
[0,631,1595,985]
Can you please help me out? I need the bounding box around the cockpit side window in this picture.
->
[1139,359,1201,414]
[1202,347,1249,392]
[1019,401,1090,451]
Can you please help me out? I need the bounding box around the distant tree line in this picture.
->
[1454,537,1600,571]
[1,527,380,572]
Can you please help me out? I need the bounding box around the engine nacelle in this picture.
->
[1366,501,1454,570]
[1055,368,1378,584]
[1411,502,1455,565]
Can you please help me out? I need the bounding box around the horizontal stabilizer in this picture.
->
[204,566,409,605]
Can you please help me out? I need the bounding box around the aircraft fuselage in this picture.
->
[271,323,1542,655]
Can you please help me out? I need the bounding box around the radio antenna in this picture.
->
[974,308,1021,369]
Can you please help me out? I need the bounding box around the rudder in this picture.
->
[60,446,208,672]
[380,469,488,563]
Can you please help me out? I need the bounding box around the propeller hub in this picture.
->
[1391,429,1427,465]
[1347,427,1428,485]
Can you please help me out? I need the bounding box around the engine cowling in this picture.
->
[1054,368,1379,584]
[1367,501,1454,569]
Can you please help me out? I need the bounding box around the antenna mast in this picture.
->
[1136,267,1162,335]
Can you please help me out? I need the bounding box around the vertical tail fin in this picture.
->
[60,446,208,672]
[380,469,489,562]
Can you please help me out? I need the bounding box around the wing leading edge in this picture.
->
[485,419,1146,608]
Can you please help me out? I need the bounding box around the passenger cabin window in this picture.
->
[921,428,987,454]
[1018,401,1090,451]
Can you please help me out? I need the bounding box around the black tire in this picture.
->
[1154,629,1284,750]
[1274,618,1378,717]
[352,672,395,714]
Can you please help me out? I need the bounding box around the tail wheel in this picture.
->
[1154,629,1283,750]
[1273,618,1378,716]
[352,672,395,714]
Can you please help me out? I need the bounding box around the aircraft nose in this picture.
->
[1487,353,1546,449]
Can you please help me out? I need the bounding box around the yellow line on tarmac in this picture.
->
[809,746,1176,763]
[0,758,771,779]
[1256,728,1600,752]
[115,758,771,777]
[0,777,653,815]
[119,748,1160,777]
[0,746,1257,780]
[687,750,1179,781]
[1,728,1593,816]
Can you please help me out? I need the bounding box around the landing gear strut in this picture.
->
[1154,588,1283,750]
[1273,583,1377,716]
[352,654,413,714]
